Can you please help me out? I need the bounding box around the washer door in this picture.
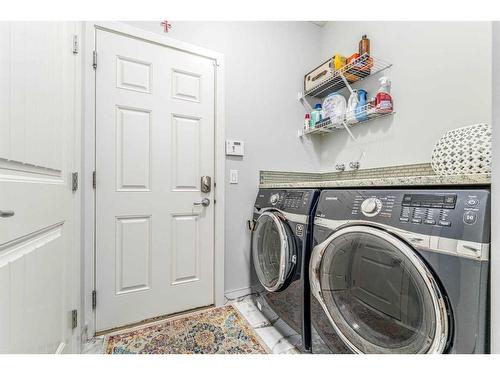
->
[310,225,449,354]
[252,211,296,292]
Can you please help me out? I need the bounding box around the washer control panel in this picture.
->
[282,191,310,210]
[255,189,319,215]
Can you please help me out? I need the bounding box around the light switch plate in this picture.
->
[226,140,244,156]
[229,169,238,184]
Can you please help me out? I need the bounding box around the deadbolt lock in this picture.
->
[201,176,211,193]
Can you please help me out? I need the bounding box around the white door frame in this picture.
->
[82,21,225,337]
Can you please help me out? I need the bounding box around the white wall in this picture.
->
[125,21,322,295]
[318,22,492,171]
[491,21,499,353]
[123,21,494,297]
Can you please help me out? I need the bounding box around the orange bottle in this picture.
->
[359,35,370,56]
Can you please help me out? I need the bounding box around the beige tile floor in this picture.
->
[81,294,300,354]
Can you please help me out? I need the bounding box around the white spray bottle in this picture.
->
[375,76,393,114]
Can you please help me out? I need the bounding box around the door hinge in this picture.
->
[92,50,97,70]
[92,290,97,310]
[92,171,96,189]
[72,172,78,192]
[71,309,78,329]
[72,35,79,55]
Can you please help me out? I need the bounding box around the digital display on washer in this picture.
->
[286,192,304,198]
[402,194,457,208]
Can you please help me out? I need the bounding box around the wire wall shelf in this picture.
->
[299,104,395,137]
[302,54,392,99]
[297,53,393,142]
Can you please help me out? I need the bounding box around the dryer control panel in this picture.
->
[315,189,491,244]
[400,193,457,227]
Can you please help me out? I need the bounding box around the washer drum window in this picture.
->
[310,225,449,354]
[252,212,296,292]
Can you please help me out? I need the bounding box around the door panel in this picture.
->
[172,69,201,102]
[172,115,201,190]
[115,216,151,294]
[171,215,200,285]
[252,212,296,292]
[95,29,215,331]
[0,22,79,353]
[311,226,448,353]
[116,56,152,94]
[116,106,151,191]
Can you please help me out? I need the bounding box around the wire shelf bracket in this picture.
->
[297,92,313,113]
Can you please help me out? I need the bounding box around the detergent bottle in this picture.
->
[310,103,323,127]
[355,89,369,121]
[375,77,393,114]
[346,90,359,124]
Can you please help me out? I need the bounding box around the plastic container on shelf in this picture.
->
[310,103,322,127]
[332,54,346,71]
[355,89,369,122]
[323,93,346,128]
[346,90,359,124]
[359,35,370,55]
[304,113,311,130]
[375,76,393,114]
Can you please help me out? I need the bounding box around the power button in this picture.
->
[463,211,477,225]
[466,198,479,207]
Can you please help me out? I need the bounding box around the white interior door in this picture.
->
[95,29,215,331]
[0,22,80,353]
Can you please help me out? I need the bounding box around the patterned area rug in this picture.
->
[104,305,270,354]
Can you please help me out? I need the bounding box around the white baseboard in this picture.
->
[224,286,253,301]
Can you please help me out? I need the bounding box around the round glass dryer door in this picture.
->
[252,211,296,292]
[310,225,449,354]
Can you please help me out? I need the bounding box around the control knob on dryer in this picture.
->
[270,194,280,205]
[361,198,382,217]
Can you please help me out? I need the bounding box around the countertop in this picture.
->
[259,163,491,189]
[259,173,491,189]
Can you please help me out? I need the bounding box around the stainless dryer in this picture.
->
[310,188,490,354]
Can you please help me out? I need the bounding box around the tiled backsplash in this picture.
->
[260,163,436,185]
[259,171,324,184]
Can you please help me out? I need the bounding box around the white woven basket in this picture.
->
[431,123,492,175]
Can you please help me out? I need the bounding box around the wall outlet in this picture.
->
[226,140,244,156]
[229,169,238,184]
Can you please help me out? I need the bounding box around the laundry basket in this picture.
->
[431,123,492,175]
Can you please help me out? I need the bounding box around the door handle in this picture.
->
[194,198,210,207]
[409,237,424,242]
[0,210,15,218]
[247,219,257,231]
